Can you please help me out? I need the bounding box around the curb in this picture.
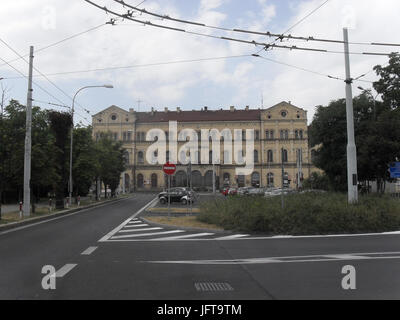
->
[140,216,227,234]
[0,196,132,233]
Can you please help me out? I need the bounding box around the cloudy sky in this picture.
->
[0,0,399,126]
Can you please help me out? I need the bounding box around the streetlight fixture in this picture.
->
[69,84,113,206]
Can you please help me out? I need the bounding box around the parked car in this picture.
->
[237,187,251,195]
[221,187,230,196]
[228,187,238,195]
[158,187,195,204]
[264,188,297,198]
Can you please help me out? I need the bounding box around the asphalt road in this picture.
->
[1,192,400,300]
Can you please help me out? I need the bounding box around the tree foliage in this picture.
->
[309,54,400,192]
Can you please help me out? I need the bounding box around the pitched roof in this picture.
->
[136,109,261,123]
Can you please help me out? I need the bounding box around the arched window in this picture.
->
[123,150,129,165]
[151,173,157,188]
[282,149,288,163]
[138,151,144,164]
[267,172,274,187]
[137,174,144,188]
[267,150,273,163]
[251,172,260,187]
[254,150,259,163]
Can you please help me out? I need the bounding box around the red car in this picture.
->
[221,187,230,196]
[228,187,238,195]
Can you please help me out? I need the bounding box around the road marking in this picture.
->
[214,234,249,240]
[128,221,144,224]
[55,264,77,277]
[98,197,158,242]
[154,232,214,240]
[124,224,149,228]
[81,246,98,255]
[118,227,162,233]
[194,282,234,292]
[111,230,184,239]
[0,197,131,237]
[145,251,400,265]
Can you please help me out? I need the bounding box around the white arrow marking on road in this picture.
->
[55,264,77,277]
[111,230,184,239]
[119,227,162,233]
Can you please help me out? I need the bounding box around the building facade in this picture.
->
[92,101,320,191]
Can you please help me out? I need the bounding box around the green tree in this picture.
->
[95,133,125,198]
[71,126,98,197]
[49,111,73,208]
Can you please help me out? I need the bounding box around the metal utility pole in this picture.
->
[281,148,284,209]
[23,46,34,217]
[212,161,216,195]
[343,28,358,203]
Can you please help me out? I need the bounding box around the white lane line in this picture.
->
[111,230,184,239]
[119,227,162,233]
[98,197,158,242]
[0,198,131,237]
[55,264,77,277]
[214,234,249,240]
[145,251,400,265]
[81,246,98,255]
[154,232,214,240]
[123,224,149,228]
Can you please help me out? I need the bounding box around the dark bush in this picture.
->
[198,193,400,235]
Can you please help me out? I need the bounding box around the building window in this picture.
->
[266,130,274,140]
[251,172,260,187]
[113,132,118,141]
[127,131,132,141]
[151,173,157,188]
[267,172,274,187]
[137,174,144,188]
[123,151,129,165]
[254,150,259,163]
[299,130,303,139]
[281,110,287,118]
[282,149,288,163]
[111,114,117,121]
[267,150,273,163]
[255,130,260,141]
[280,130,289,140]
[138,151,144,164]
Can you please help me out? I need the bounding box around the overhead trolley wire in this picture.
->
[111,0,400,48]
[83,0,396,57]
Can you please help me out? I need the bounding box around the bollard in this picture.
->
[49,198,52,212]
[77,195,80,207]
[19,201,23,219]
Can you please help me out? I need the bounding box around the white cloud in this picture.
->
[0,0,399,125]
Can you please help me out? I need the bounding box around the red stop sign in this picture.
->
[163,162,176,175]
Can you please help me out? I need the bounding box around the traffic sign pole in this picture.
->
[163,162,176,220]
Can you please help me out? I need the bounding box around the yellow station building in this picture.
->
[92,101,320,192]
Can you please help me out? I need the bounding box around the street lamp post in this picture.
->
[69,85,113,206]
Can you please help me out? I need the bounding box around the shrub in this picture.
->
[198,193,400,235]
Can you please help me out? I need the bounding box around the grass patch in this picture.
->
[198,193,400,235]
[146,215,223,230]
